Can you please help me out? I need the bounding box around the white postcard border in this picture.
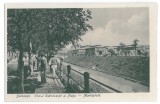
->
[4,3,157,102]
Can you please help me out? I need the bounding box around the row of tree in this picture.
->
[107,39,139,56]
[119,39,139,54]
[7,9,93,93]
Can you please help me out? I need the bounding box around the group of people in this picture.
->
[31,53,61,83]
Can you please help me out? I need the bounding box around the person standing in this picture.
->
[36,54,41,71]
[58,57,63,79]
[32,54,37,71]
[40,53,47,83]
[30,54,34,75]
[36,54,41,82]
[49,54,59,79]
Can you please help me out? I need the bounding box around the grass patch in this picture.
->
[64,56,149,85]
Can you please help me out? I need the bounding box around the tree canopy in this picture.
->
[132,39,139,48]
[7,9,93,54]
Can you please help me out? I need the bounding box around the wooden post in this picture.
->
[83,72,90,93]
[67,65,71,92]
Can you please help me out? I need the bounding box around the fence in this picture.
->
[56,64,122,93]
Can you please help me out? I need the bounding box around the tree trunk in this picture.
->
[18,49,24,93]
[28,51,31,65]
[135,47,137,56]
[17,30,25,93]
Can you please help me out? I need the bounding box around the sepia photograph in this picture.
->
[5,3,157,101]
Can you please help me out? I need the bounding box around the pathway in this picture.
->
[35,71,65,93]
[63,62,149,93]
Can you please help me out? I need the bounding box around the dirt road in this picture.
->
[63,62,149,92]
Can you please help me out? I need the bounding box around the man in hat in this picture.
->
[49,54,59,78]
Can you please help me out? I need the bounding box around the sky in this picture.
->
[78,7,149,46]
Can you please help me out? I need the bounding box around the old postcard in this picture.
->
[5,3,157,101]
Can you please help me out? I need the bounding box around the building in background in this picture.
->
[68,44,150,57]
